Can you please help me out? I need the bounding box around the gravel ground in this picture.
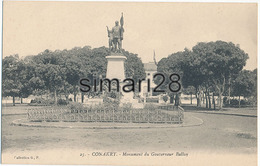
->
[2,106,256,153]
[1,106,257,165]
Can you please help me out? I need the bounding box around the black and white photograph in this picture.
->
[1,1,258,165]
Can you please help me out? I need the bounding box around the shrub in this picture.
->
[30,98,55,106]
[120,103,132,112]
[139,97,144,103]
[230,99,239,105]
[247,97,257,106]
[162,95,168,103]
[67,102,85,113]
[109,91,117,98]
[223,97,228,105]
[90,103,105,112]
[224,97,256,107]
[144,103,158,111]
[103,92,120,109]
[240,100,247,105]
[146,97,159,103]
[57,99,69,105]
[67,102,107,113]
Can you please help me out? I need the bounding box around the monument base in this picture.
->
[120,92,144,109]
[106,53,127,81]
[106,52,144,109]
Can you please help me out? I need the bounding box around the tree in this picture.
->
[192,41,248,109]
[155,51,186,105]
[64,52,85,102]
[232,69,257,106]
[17,61,34,103]
[123,50,146,83]
[30,49,66,104]
[2,46,146,105]
[179,49,207,107]
[24,56,47,98]
[182,86,196,105]
[2,55,24,106]
[79,47,108,101]
[155,41,249,110]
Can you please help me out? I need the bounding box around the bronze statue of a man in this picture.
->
[112,21,122,52]
[107,13,124,53]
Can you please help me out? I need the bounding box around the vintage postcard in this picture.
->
[1,1,258,166]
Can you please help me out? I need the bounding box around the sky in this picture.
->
[3,2,258,70]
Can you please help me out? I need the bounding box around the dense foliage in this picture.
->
[3,40,256,110]
[3,46,145,105]
[156,41,256,109]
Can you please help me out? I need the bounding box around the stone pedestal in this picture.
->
[105,52,143,109]
[106,53,127,81]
